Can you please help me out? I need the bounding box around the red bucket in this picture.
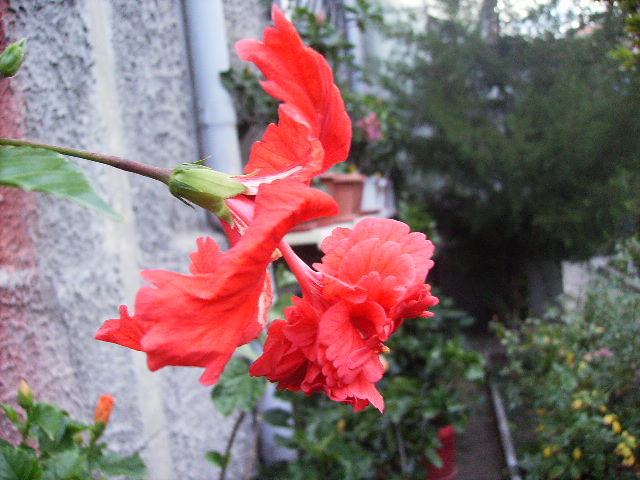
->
[426,425,458,480]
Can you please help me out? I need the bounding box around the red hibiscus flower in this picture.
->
[96,6,346,385]
[96,181,337,385]
[251,218,438,412]
[236,5,351,186]
[223,5,351,240]
[97,6,439,414]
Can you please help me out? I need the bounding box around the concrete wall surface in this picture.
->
[0,1,263,478]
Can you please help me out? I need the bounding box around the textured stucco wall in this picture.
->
[0,1,254,478]
[223,0,270,70]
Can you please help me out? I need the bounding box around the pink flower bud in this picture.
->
[356,112,383,142]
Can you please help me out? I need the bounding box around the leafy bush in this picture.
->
[496,238,640,479]
[258,295,485,480]
[0,382,146,480]
[387,1,640,318]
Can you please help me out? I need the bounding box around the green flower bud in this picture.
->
[17,379,34,410]
[0,40,26,78]
[168,162,246,224]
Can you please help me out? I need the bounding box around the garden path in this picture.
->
[456,333,508,480]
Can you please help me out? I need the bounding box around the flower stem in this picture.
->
[278,240,324,301]
[219,410,246,480]
[0,138,171,183]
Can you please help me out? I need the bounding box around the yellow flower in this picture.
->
[536,409,548,415]
[622,455,636,467]
[571,399,584,410]
[616,443,632,457]
[578,361,588,372]
[337,419,346,432]
[595,326,605,334]
[603,414,618,425]
[536,424,547,432]
[543,446,553,458]
[600,405,608,413]
[613,421,623,434]
[573,447,583,460]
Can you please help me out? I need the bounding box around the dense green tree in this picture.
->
[388,1,640,319]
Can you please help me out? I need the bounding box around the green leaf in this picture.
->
[0,146,123,221]
[263,408,291,427]
[569,464,581,479]
[205,451,230,468]
[0,404,21,428]
[210,357,266,416]
[96,452,147,479]
[0,445,43,480]
[41,450,86,480]
[548,463,565,478]
[29,403,66,442]
[424,446,443,469]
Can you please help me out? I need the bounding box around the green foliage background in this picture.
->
[0,386,146,480]
[385,1,640,317]
[495,237,640,479]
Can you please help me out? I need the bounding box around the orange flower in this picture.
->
[94,394,115,425]
[17,379,34,409]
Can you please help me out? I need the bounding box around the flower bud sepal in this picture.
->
[17,379,34,410]
[0,39,26,78]
[168,161,246,224]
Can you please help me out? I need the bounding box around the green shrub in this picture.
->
[496,238,640,479]
[0,382,147,480]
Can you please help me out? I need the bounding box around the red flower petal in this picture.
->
[317,218,435,283]
[96,181,337,385]
[252,298,386,412]
[314,218,438,329]
[96,305,143,351]
[318,302,385,403]
[337,238,416,286]
[250,316,318,393]
[237,6,351,183]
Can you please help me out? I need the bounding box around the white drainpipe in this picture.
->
[182,0,243,175]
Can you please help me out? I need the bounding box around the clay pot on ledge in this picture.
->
[317,172,366,225]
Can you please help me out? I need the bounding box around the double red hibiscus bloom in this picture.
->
[96,6,437,412]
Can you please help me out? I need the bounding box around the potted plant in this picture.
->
[316,165,366,223]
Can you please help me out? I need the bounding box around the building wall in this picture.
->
[0,1,261,478]
[223,0,270,71]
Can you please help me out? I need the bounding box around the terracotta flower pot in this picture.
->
[317,172,365,224]
[426,425,458,480]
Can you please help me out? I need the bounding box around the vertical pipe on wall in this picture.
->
[183,0,243,175]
